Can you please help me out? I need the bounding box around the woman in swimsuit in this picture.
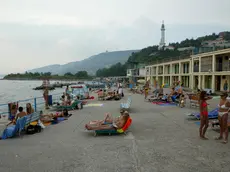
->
[215,92,230,144]
[199,91,212,140]
[26,103,34,115]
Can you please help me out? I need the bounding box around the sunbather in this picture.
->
[85,111,129,130]
[89,110,126,125]
[26,103,34,115]
[6,107,27,126]
[40,109,72,122]
[86,113,129,131]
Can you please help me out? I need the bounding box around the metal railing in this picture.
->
[193,66,199,72]
[0,92,62,121]
[216,62,230,72]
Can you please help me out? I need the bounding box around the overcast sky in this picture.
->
[0,0,230,74]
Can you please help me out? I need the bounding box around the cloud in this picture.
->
[0,0,230,74]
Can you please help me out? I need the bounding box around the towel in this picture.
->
[1,116,27,140]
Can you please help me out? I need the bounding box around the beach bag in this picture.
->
[26,125,42,134]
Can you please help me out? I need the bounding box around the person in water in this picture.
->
[85,111,129,130]
[215,92,230,144]
[199,91,212,140]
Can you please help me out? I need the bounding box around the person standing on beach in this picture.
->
[199,91,212,140]
[43,88,49,109]
[144,80,150,99]
[223,80,228,92]
[215,92,230,144]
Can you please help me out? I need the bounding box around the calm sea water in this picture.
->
[0,80,65,104]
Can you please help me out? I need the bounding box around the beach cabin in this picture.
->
[71,85,89,99]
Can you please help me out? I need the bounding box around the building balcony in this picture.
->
[158,71,163,75]
[216,62,230,72]
[193,66,199,72]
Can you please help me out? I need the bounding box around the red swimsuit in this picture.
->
[201,100,208,116]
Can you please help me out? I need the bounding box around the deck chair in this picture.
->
[1,116,27,140]
[94,117,132,136]
[55,100,83,111]
[190,108,218,119]
[120,96,132,111]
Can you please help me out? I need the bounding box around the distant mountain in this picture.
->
[28,50,139,75]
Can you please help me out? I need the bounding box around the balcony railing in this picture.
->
[193,66,199,72]
[216,62,230,72]
[158,71,163,75]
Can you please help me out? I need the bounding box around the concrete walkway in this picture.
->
[0,91,230,172]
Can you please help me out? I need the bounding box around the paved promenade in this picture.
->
[0,91,230,172]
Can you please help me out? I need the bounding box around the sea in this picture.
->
[0,80,104,115]
[0,80,65,104]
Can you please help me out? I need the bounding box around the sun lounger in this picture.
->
[94,117,132,136]
[120,96,132,111]
[1,116,27,140]
[190,108,218,119]
[55,100,83,111]
[211,117,230,128]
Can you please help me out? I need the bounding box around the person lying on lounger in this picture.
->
[105,92,115,100]
[40,109,72,122]
[89,110,126,125]
[85,111,129,130]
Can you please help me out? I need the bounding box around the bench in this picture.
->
[120,96,132,111]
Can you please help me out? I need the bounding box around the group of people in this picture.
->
[146,81,185,107]
[8,103,35,126]
[199,91,229,144]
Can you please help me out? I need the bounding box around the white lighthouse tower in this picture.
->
[159,20,166,50]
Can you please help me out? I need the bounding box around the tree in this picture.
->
[64,72,73,77]
[75,71,88,78]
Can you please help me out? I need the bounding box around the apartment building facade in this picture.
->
[144,48,230,93]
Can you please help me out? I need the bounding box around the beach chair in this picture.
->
[25,112,41,127]
[190,108,219,119]
[211,119,230,128]
[120,96,132,111]
[55,100,83,111]
[94,117,132,136]
[1,116,27,139]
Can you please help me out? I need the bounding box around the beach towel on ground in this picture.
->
[158,103,177,107]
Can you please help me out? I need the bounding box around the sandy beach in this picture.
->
[0,89,229,172]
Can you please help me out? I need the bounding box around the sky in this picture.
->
[0,0,230,74]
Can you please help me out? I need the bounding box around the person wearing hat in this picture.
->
[215,92,230,144]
